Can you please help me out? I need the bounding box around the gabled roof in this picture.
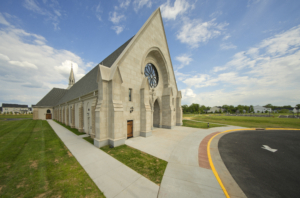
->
[36,36,134,107]
[35,88,68,107]
[57,65,99,105]
[2,103,28,108]
[101,36,134,68]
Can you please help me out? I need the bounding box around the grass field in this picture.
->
[53,120,84,136]
[0,119,104,197]
[101,145,167,185]
[184,114,300,129]
[182,120,225,128]
[0,114,33,120]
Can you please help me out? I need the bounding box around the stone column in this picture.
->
[91,103,96,138]
[78,102,84,132]
[63,107,66,124]
[140,86,152,137]
[66,105,69,126]
[176,91,182,126]
[59,108,62,122]
[162,87,173,129]
[71,104,75,128]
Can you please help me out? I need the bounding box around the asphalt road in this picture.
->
[219,130,300,198]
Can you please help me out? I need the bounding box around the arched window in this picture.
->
[144,63,159,88]
[47,109,51,114]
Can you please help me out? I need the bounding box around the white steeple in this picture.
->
[67,64,75,89]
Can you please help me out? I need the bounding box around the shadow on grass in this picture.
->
[53,120,84,135]
[101,145,167,185]
[83,136,94,145]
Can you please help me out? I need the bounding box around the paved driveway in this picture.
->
[125,125,246,198]
[219,130,300,198]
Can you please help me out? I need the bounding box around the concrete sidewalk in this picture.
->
[126,125,245,198]
[47,120,159,198]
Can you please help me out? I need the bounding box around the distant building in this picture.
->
[273,107,296,113]
[208,106,225,113]
[253,105,272,113]
[2,103,29,114]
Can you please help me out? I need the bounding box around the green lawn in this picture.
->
[101,145,167,185]
[184,114,300,129]
[83,136,94,144]
[53,120,84,136]
[0,114,33,120]
[182,120,225,128]
[0,119,104,197]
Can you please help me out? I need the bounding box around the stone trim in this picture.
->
[140,131,152,137]
[78,106,84,132]
[94,138,108,148]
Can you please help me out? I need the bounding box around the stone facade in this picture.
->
[33,8,182,148]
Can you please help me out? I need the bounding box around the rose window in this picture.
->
[144,63,159,88]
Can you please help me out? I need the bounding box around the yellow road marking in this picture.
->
[207,128,299,198]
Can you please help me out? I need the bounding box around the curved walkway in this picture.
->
[47,120,158,198]
[125,125,246,198]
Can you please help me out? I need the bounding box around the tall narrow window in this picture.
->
[129,89,132,101]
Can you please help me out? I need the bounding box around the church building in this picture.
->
[33,8,182,148]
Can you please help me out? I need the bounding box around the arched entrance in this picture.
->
[46,109,52,119]
[153,99,160,127]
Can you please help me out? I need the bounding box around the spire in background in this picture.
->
[67,63,75,89]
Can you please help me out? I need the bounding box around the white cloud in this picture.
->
[160,0,190,20]
[53,9,61,16]
[222,34,231,40]
[180,25,300,106]
[112,26,124,34]
[0,13,10,26]
[86,62,95,68]
[177,18,229,48]
[209,11,222,18]
[109,12,125,24]
[181,88,196,99]
[247,0,261,7]
[119,0,131,9]
[95,2,102,21]
[133,0,152,12]
[9,60,38,69]
[259,25,300,56]
[0,16,88,105]
[0,53,10,61]
[23,0,45,15]
[23,0,61,30]
[176,54,192,69]
[220,42,237,50]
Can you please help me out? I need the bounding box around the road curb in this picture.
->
[208,128,300,198]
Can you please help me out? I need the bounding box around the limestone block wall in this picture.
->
[83,99,93,134]
[33,109,39,120]
[91,105,96,138]
[65,106,70,126]
[115,10,178,132]
[79,105,84,132]
[75,103,79,129]
[153,100,160,127]
[71,105,75,128]
[33,108,53,120]
[95,79,109,145]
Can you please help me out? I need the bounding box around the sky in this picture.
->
[0,0,299,107]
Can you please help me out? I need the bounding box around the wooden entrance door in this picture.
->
[127,121,133,138]
[46,114,52,119]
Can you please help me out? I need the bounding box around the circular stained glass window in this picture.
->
[144,63,159,88]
